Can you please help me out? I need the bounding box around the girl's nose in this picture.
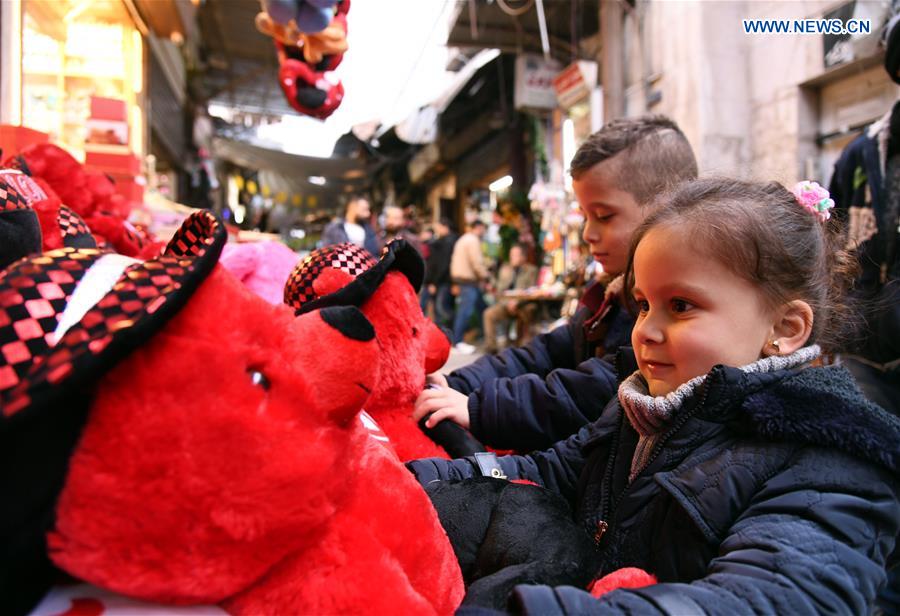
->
[634,312,665,345]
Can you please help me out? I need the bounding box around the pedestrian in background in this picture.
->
[482,244,538,354]
[381,204,424,255]
[321,195,380,255]
[423,217,458,328]
[829,12,900,418]
[449,219,489,353]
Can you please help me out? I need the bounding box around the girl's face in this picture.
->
[630,226,777,396]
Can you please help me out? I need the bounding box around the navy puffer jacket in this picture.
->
[445,281,635,452]
[409,364,900,614]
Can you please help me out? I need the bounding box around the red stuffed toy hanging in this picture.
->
[257,0,350,119]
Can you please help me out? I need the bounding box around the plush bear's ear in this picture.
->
[313,266,354,297]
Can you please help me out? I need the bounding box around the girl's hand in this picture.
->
[425,372,448,388]
[413,386,470,429]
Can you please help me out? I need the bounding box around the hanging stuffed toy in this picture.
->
[256,0,350,119]
[285,240,485,460]
[1,212,464,615]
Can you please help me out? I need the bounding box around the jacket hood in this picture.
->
[737,365,900,475]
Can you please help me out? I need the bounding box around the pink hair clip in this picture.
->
[791,181,834,222]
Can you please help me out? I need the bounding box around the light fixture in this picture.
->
[488,175,513,192]
[308,176,327,186]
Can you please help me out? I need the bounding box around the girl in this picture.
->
[409,178,900,614]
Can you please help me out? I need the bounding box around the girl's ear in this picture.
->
[766,300,814,355]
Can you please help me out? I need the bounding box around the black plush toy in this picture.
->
[426,477,602,610]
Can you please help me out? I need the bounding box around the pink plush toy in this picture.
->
[219,241,299,305]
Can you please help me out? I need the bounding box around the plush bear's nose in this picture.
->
[320,306,375,342]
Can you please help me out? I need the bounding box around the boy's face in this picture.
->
[573,159,644,277]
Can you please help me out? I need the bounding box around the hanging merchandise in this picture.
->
[255,0,350,120]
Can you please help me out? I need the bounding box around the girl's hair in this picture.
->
[624,178,859,352]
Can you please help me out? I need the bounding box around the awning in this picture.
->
[447,0,599,62]
[211,137,372,207]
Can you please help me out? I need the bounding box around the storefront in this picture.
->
[15,0,146,161]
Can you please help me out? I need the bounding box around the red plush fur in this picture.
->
[48,267,464,613]
[8,144,163,258]
[355,271,451,461]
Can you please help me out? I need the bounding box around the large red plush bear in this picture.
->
[0,212,463,615]
[285,240,483,461]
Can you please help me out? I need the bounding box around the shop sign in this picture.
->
[553,60,598,109]
[514,54,562,111]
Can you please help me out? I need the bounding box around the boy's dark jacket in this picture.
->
[446,280,634,452]
[410,362,900,615]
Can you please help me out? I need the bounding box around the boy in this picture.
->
[413,115,698,452]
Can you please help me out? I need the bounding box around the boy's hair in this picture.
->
[624,178,858,352]
[569,115,698,205]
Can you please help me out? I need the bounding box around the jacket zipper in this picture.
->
[594,371,717,544]
[593,409,624,544]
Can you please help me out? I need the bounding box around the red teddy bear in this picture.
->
[285,240,484,461]
[1,213,463,615]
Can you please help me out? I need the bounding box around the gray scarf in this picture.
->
[619,345,822,481]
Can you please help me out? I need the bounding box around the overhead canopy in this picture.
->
[447,0,600,63]
[212,138,372,209]
[193,0,293,115]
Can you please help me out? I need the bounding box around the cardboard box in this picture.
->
[85,147,141,175]
[89,97,128,122]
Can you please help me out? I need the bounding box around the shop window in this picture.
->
[21,0,144,161]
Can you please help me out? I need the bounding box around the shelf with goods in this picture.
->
[20,2,145,163]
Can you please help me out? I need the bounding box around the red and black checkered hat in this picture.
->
[0,169,42,271]
[0,210,225,420]
[285,238,424,314]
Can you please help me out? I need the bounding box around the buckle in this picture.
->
[473,452,507,480]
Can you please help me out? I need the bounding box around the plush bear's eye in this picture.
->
[412,327,419,337]
[248,369,270,391]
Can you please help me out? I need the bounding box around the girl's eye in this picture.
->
[597,214,615,223]
[635,299,650,313]
[671,299,693,313]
